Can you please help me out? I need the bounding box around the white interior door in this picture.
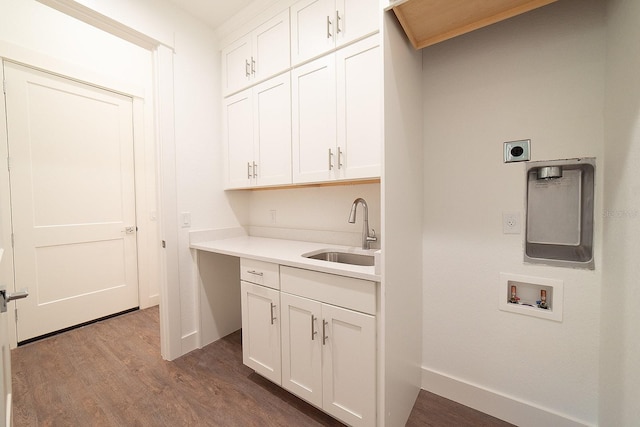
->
[3,61,139,343]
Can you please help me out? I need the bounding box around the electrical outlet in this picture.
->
[504,139,531,163]
[502,212,521,234]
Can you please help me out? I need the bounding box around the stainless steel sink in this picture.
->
[303,250,375,266]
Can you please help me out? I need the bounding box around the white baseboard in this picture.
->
[181,330,199,355]
[421,367,594,427]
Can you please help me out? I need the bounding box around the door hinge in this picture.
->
[6,157,10,172]
[15,308,18,322]
[2,79,6,95]
[161,240,166,248]
[10,232,14,248]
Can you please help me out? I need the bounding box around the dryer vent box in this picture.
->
[524,158,595,269]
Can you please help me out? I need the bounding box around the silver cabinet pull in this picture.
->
[328,148,334,170]
[247,270,264,276]
[251,57,256,75]
[270,303,276,325]
[322,319,328,345]
[336,10,341,34]
[252,161,258,178]
[245,59,251,77]
[337,147,344,169]
[0,288,28,313]
[326,15,332,38]
[311,314,317,340]
[247,162,252,179]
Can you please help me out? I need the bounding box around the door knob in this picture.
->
[0,288,29,313]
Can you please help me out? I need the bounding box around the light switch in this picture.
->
[181,212,191,228]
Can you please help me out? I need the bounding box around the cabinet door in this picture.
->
[280,292,323,408]
[322,303,376,427]
[336,35,381,180]
[292,55,336,184]
[223,89,254,189]
[221,35,252,96]
[241,281,282,385]
[253,9,291,83]
[335,0,380,48]
[291,0,335,65]
[253,73,292,187]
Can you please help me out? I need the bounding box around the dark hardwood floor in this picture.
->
[12,307,513,426]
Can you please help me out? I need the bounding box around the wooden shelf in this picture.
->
[391,0,558,50]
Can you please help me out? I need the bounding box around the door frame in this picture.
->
[0,48,161,349]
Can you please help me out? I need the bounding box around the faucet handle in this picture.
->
[366,228,377,242]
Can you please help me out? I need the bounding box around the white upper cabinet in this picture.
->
[291,0,379,66]
[335,0,380,48]
[222,9,291,97]
[292,34,381,184]
[224,73,292,189]
[253,74,292,187]
[224,89,254,188]
[335,34,382,180]
[291,55,337,183]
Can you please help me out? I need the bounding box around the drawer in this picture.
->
[240,258,280,289]
[280,266,376,315]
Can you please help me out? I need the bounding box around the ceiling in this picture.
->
[165,0,256,29]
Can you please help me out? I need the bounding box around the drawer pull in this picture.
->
[270,303,277,325]
[247,270,264,276]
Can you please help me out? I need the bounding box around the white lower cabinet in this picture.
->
[240,263,377,426]
[280,292,376,427]
[240,281,281,385]
[280,266,376,427]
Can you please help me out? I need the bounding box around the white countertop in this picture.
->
[191,236,380,282]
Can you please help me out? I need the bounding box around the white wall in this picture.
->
[246,183,380,247]
[420,1,604,425]
[0,0,151,82]
[600,0,640,425]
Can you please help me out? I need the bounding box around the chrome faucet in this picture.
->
[348,198,377,250]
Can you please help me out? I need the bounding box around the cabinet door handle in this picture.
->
[245,59,251,77]
[326,15,333,38]
[252,161,258,178]
[322,319,328,345]
[311,314,317,340]
[251,56,256,76]
[247,162,252,179]
[246,270,264,276]
[336,10,341,34]
[337,147,343,169]
[328,148,334,170]
[270,303,276,325]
